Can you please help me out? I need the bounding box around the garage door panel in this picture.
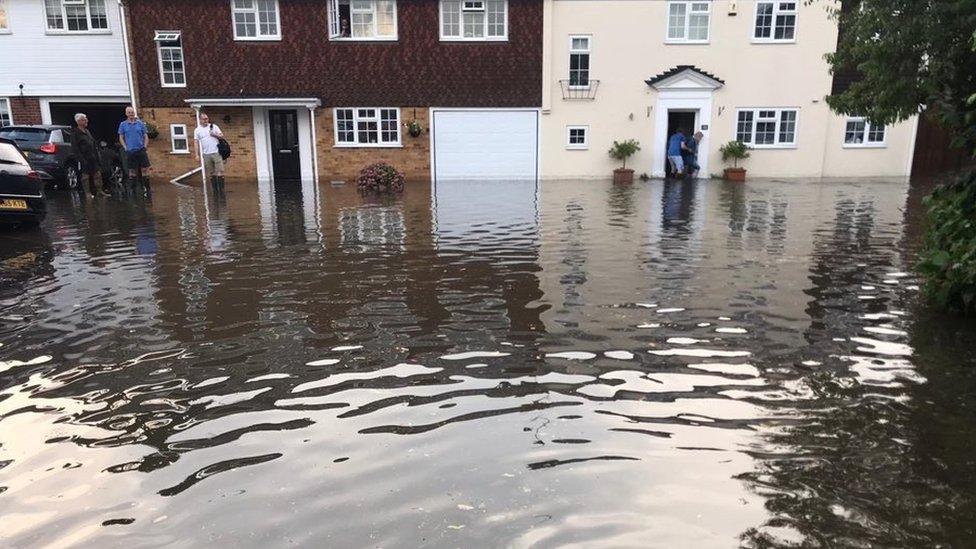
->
[433,111,538,181]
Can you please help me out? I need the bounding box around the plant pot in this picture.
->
[724,167,747,182]
[613,168,634,184]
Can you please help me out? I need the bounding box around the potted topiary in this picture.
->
[357,162,405,193]
[720,140,750,182]
[608,139,640,183]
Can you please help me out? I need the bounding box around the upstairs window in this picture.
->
[568,36,590,88]
[0,0,10,33]
[334,108,401,147]
[736,108,798,147]
[0,98,12,126]
[667,1,710,43]
[329,0,397,40]
[754,1,796,42]
[232,0,281,40]
[844,117,886,147]
[155,31,186,87]
[45,0,109,33]
[440,0,507,41]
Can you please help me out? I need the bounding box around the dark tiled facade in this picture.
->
[127,0,543,108]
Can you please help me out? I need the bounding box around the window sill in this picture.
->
[751,39,796,45]
[161,84,188,88]
[664,39,710,45]
[843,144,887,149]
[233,36,283,42]
[440,37,508,43]
[45,29,112,36]
[170,151,191,155]
[329,37,398,42]
[0,30,11,35]
[747,144,797,150]
[333,143,404,149]
[566,146,588,151]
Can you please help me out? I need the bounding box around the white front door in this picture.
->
[431,110,540,182]
[653,93,713,178]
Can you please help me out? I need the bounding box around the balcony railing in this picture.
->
[559,80,600,100]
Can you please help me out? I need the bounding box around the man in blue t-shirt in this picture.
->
[667,129,686,177]
[118,106,151,186]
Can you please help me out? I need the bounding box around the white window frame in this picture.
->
[0,0,12,34]
[752,1,797,43]
[735,108,799,149]
[333,107,402,148]
[843,117,887,148]
[231,0,282,41]
[0,98,13,126]
[665,1,711,44]
[568,35,591,89]
[170,124,189,153]
[328,0,398,41]
[566,126,589,150]
[43,0,111,34]
[155,30,187,88]
[439,0,508,42]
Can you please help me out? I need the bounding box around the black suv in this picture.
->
[0,125,126,191]
[0,137,46,226]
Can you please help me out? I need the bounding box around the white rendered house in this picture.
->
[540,0,919,179]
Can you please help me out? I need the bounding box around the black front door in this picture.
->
[269,110,301,181]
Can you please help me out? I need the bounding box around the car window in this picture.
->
[51,130,65,143]
[0,142,29,166]
[0,128,51,143]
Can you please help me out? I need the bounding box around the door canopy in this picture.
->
[646,65,725,91]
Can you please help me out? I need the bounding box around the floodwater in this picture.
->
[1,178,974,548]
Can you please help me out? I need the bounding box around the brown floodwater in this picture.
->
[1,178,974,548]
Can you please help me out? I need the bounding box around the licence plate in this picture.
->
[0,199,28,210]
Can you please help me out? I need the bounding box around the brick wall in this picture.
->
[141,106,257,181]
[9,97,42,125]
[317,106,431,183]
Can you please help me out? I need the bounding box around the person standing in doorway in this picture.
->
[193,112,226,193]
[683,131,703,178]
[71,113,109,198]
[118,106,151,191]
[667,128,686,178]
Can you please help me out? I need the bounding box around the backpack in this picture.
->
[210,124,232,160]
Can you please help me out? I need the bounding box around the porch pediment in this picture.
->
[646,65,725,91]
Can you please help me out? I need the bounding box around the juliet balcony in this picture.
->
[559,80,600,100]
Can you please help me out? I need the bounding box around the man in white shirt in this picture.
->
[193,112,225,192]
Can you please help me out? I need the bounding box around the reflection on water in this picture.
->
[1,178,975,547]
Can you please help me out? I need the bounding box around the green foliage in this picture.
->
[719,140,750,168]
[823,0,976,154]
[608,139,640,170]
[918,171,976,314]
[145,122,159,140]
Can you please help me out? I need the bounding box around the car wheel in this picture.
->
[65,164,80,190]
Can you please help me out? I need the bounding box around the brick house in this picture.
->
[124,0,543,183]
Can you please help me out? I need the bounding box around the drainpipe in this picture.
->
[309,106,320,184]
[541,0,553,114]
[118,0,137,110]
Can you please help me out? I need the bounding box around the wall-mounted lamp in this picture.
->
[718,106,726,116]
[18,83,24,97]
[628,113,634,120]
[728,0,738,15]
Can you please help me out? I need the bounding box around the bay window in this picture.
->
[329,0,397,40]
[440,0,507,41]
[736,108,798,147]
[334,108,401,147]
[44,0,109,33]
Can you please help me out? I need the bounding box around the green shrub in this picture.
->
[608,140,640,170]
[719,140,750,169]
[918,170,976,314]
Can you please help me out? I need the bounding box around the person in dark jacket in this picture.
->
[682,131,703,178]
[71,113,108,198]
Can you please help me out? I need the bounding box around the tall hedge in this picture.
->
[918,170,976,314]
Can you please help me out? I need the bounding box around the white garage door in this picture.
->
[432,110,539,182]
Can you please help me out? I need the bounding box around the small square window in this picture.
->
[566,126,588,150]
[170,124,189,153]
